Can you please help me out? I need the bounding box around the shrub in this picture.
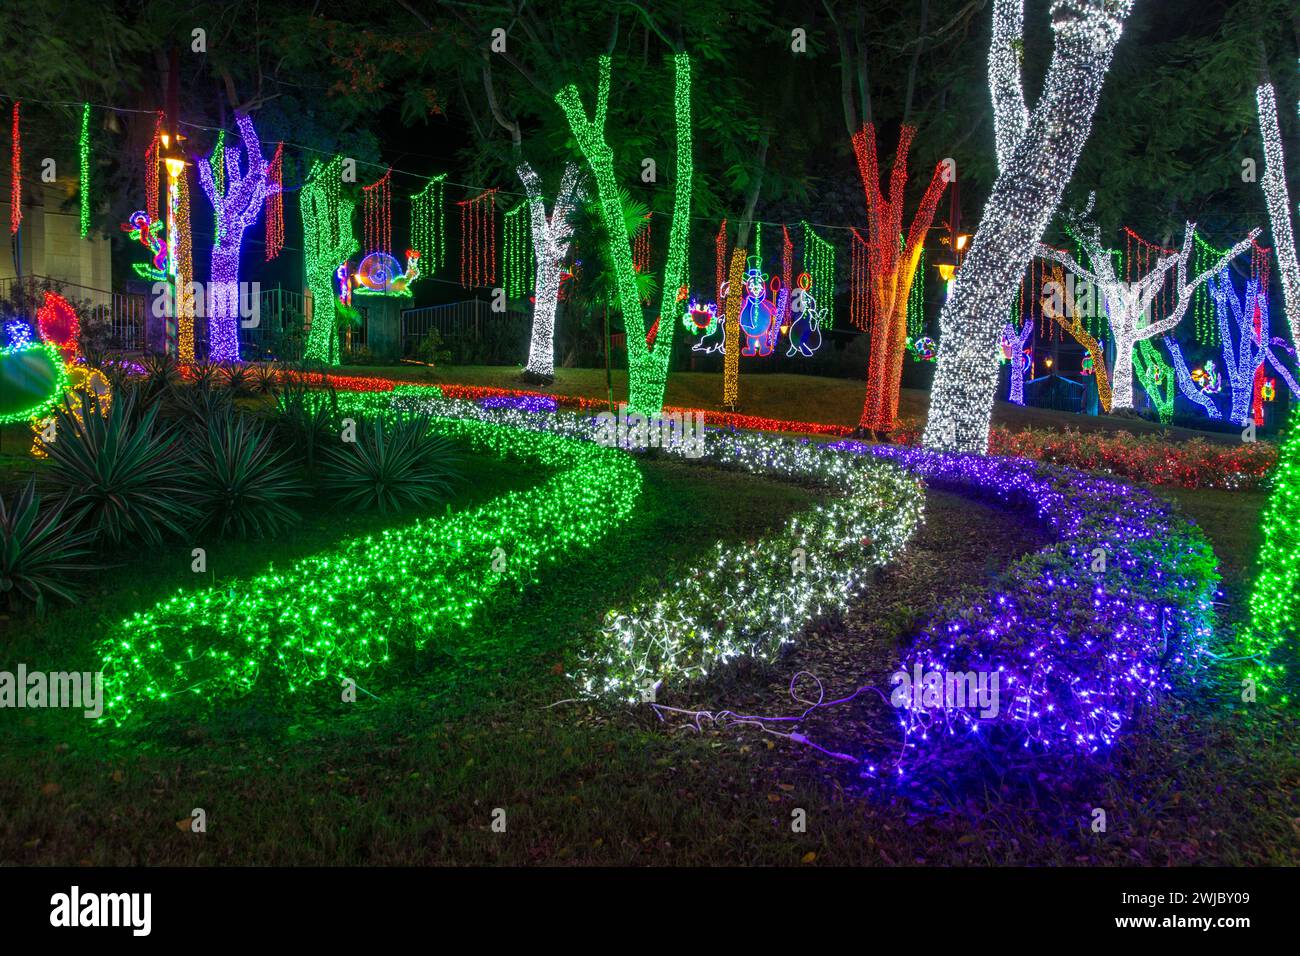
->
[166,382,237,436]
[320,414,460,513]
[251,362,281,395]
[138,351,182,401]
[220,362,256,396]
[187,411,304,538]
[42,392,194,547]
[0,480,97,612]
[274,382,340,474]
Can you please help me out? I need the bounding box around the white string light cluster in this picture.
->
[1037,220,1258,410]
[923,0,1133,454]
[580,434,924,703]
[1256,82,1300,345]
[518,161,584,380]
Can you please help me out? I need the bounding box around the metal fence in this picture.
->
[0,274,145,351]
[401,298,530,364]
[238,286,309,361]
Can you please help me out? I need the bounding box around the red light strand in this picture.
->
[362,167,392,256]
[265,142,284,262]
[9,101,20,234]
[458,188,498,288]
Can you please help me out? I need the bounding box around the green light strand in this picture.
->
[503,200,533,300]
[1193,232,1227,348]
[1244,402,1299,702]
[96,401,644,724]
[802,222,835,328]
[410,173,446,271]
[300,155,358,364]
[556,53,693,417]
[210,130,226,244]
[78,103,90,238]
[907,239,925,338]
[1133,338,1175,423]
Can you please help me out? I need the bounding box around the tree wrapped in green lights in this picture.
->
[1244,404,1299,702]
[300,155,358,364]
[555,53,692,417]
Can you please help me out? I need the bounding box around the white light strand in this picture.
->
[1257,83,1300,345]
[518,161,583,380]
[923,0,1133,453]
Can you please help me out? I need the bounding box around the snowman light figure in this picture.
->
[784,281,824,358]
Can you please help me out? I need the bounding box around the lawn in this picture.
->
[1,370,1295,865]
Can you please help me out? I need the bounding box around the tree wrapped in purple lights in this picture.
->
[196,113,275,362]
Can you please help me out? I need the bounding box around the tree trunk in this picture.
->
[923,3,1131,453]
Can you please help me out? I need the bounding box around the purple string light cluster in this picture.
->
[830,441,1219,765]
[477,393,558,414]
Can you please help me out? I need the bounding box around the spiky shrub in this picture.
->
[274,383,340,474]
[0,480,97,612]
[167,382,236,436]
[220,362,255,396]
[251,362,281,395]
[138,352,181,402]
[42,392,194,547]
[187,359,221,390]
[320,415,460,513]
[187,410,304,538]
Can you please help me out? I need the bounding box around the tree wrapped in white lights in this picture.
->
[517,161,583,383]
[1001,315,1033,405]
[1256,82,1300,346]
[1037,221,1258,410]
[923,0,1133,453]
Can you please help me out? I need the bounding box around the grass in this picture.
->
[1,371,1295,865]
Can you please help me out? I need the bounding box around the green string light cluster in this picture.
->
[1243,403,1300,702]
[907,239,926,338]
[209,129,226,243]
[1193,233,1226,347]
[78,103,90,238]
[96,405,643,724]
[300,155,358,364]
[556,53,693,417]
[1134,338,1175,423]
[802,222,835,328]
[578,431,924,701]
[410,173,446,271]
[503,200,534,300]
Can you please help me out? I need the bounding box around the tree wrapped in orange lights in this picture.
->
[1041,262,1112,413]
[852,124,947,433]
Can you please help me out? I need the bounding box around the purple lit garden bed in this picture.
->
[830,441,1220,767]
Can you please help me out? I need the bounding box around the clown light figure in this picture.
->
[738,258,779,356]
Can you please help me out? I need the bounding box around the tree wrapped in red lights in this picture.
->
[851,124,947,433]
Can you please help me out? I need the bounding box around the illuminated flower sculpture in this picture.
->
[924,0,1133,453]
[196,113,275,362]
[518,161,582,382]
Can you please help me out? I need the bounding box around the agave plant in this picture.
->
[167,382,236,436]
[0,480,97,612]
[251,361,281,395]
[320,415,461,513]
[220,361,255,396]
[274,382,340,474]
[138,351,181,402]
[187,410,304,538]
[42,391,194,547]
[187,359,221,390]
